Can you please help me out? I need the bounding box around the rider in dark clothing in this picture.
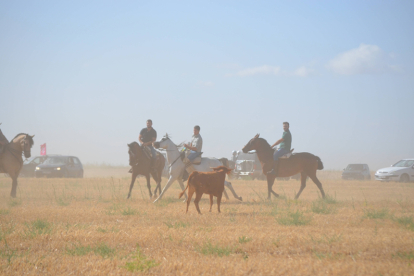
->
[139,119,157,169]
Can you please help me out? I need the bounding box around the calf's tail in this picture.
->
[179,173,195,199]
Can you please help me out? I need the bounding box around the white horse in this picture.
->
[152,134,243,203]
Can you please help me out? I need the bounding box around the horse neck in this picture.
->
[255,141,273,164]
[164,140,180,165]
[10,136,24,152]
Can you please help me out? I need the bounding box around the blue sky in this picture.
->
[1,1,413,170]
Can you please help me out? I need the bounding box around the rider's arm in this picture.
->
[138,134,146,146]
[184,144,196,151]
[271,138,284,148]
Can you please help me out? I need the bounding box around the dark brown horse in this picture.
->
[127,142,165,199]
[0,132,35,197]
[242,134,325,200]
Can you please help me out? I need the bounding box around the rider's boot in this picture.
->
[267,161,279,176]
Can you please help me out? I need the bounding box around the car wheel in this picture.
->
[400,174,410,183]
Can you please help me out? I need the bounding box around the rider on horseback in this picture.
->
[139,119,157,170]
[182,125,203,180]
[268,122,292,176]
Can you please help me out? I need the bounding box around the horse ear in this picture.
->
[254,133,259,139]
[127,143,131,147]
[30,135,35,138]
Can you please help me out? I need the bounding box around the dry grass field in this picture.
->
[1,168,414,275]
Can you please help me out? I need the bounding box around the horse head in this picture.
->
[242,133,260,153]
[127,142,141,166]
[153,133,171,150]
[21,134,34,158]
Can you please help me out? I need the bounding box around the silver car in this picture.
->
[375,159,414,182]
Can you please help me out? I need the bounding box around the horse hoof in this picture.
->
[238,197,243,201]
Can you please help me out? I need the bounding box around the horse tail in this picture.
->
[316,156,324,170]
[179,175,192,199]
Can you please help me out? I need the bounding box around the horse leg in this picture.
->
[266,175,279,199]
[127,173,138,199]
[153,174,178,203]
[224,181,243,201]
[151,171,161,196]
[294,172,307,199]
[209,194,213,212]
[177,178,188,202]
[145,174,152,198]
[308,171,326,198]
[10,174,18,198]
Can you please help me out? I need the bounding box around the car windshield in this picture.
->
[393,160,414,168]
[44,157,68,164]
[346,164,364,171]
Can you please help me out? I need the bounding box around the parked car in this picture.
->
[20,156,49,177]
[35,156,84,178]
[342,164,371,180]
[375,159,414,182]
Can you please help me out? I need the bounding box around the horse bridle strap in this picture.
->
[168,155,181,168]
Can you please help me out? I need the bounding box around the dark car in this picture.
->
[20,156,49,177]
[35,156,84,178]
[342,164,371,180]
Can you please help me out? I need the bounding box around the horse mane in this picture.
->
[257,138,272,151]
[11,133,34,146]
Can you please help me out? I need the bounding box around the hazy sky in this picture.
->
[1,1,413,170]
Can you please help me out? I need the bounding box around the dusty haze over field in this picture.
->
[1,1,413,171]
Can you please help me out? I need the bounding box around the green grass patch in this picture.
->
[7,199,21,207]
[163,221,189,229]
[311,201,335,214]
[24,219,52,238]
[196,241,233,257]
[124,245,159,272]
[66,242,116,258]
[122,207,138,216]
[277,210,311,226]
[323,194,337,204]
[105,203,124,215]
[363,208,389,219]
[395,216,414,231]
[393,251,414,261]
[96,226,119,233]
[0,209,10,215]
[238,236,252,244]
[155,197,178,207]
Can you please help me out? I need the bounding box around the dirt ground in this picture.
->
[0,168,413,275]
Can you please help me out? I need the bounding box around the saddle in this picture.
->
[278,148,295,159]
[181,150,202,165]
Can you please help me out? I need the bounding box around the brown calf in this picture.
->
[179,166,232,214]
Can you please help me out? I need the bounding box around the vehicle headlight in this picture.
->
[55,167,61,171]
[35,167,40,171]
